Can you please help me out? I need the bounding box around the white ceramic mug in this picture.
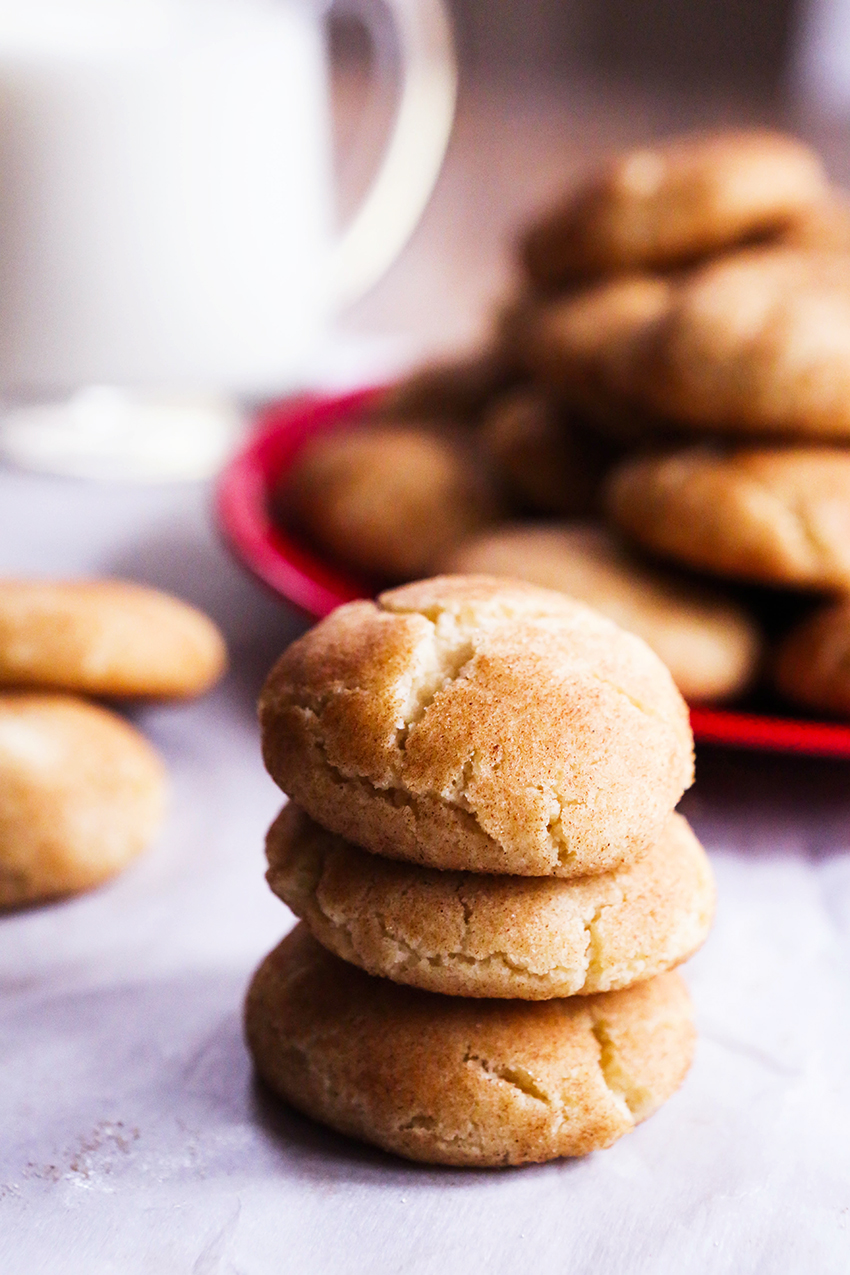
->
[0,0,456,476]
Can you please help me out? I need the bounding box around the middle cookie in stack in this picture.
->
[250,575,713,1166]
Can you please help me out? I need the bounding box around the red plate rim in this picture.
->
[216,391,850,760]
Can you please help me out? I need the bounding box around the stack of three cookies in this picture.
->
[247,576,714,1167]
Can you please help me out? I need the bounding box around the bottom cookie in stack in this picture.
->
[246,925,696,1168]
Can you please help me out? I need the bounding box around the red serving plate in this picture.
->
[216,391,850,760]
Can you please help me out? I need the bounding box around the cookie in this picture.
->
[372,353,517,425]
[245,926,696,1167]
[275,425,498,583]
[441,523,761,701]
[0,580,226,698]
[520,275,674,435]
[628,248,850,439]
[0,693,166,907]
[607,446,850,589]
[259,576,694,878]
[775,598,850,716]
[776,192,850,254]
[521,130,826,285]
[478,390,618,515]
[266,805,714,999]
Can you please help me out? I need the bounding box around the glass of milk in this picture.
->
[0,0,456,479]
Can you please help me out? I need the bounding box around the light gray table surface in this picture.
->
[1,463,850,1275]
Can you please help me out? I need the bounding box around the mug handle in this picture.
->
[330,0,458,308]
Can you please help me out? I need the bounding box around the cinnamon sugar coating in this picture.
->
[245,926,695,1167]
[259,576,693,877]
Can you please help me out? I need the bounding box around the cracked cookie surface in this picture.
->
[607,446,850,589]
[259,576,694,877]
[245,925,695,1166]
[266,806,714,999]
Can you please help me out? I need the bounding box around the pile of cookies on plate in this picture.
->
[277,128,850,717]
[246,575,715,1166]
[0,580,225,908]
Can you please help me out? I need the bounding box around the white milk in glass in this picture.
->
[0,0,334,396]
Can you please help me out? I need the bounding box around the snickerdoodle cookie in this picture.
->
[371,353,517,425]
[0,693,166,907]
[0,580,226,698]
[522,130,826,285]
[775,599,850,716]
[519,275,674,432]
[776,192,850,254]
[266,805,714,999]
[627,248,850,439]
[478,390,618,515]
[441,523,761,701]
[245,925,695,1166]
[259,576,693,878]
[275,425,498,582]
[607,446,850,589]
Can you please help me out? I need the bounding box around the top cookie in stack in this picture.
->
[258,574,694,878]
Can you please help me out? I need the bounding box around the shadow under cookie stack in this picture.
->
[246,575,715,1167]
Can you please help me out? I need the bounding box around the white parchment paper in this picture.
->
[1,466,849,1274]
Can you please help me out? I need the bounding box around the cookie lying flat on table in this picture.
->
[775,598,850,716]
[259,576,693,878]
[521,130,826,285]
[628,248,850,440]
[275,425,498,582]
[0,580,226,698]
[478,390,618,516]
[266,806,714,999]
[607,446,850,589]
[245,925,696,1167]
[441,523,761,702]
[0,693,166,907]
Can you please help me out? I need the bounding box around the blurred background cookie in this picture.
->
[259,576,693,877]
[442,523,762,701]
[521,130,827,286]
[245,925,696,1167]
[477,389,620,515]
[628,248,850,439]
[517,274,675,437]
[273,423,500,582]
[369,352,519,425]
[0,580,226,699]
[266,804,714,999]
[0,693,166,908]
[776,192,850,253]
[607,446,850,589]
[774,598,850,715]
